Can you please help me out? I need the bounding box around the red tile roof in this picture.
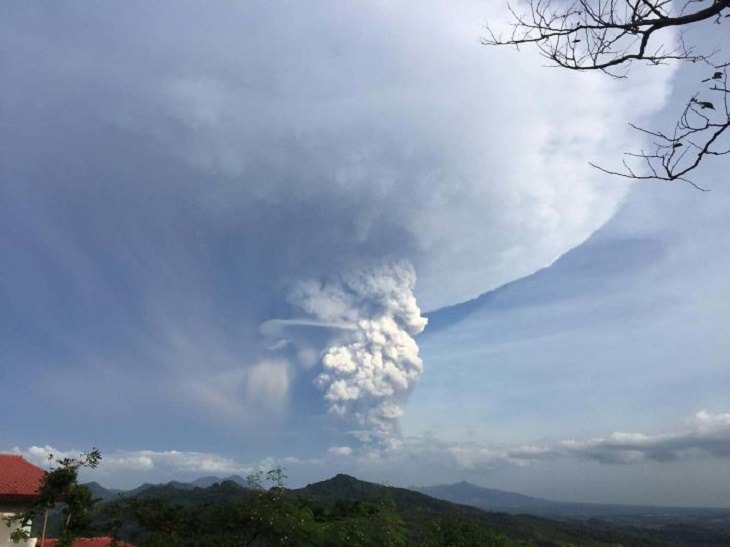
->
[0,454,45,498]
[40,538,135,547]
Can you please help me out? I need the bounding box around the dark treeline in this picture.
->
[90,479,527,547]
[36,473,730,546]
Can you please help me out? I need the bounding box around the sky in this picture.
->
[2,1,729,506]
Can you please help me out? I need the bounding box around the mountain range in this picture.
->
[86,474,730,524]
[80,473,730,546]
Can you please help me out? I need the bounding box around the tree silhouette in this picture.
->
[486,0,730,187]
[5,449,101,547]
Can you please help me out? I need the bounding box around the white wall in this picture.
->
[0,511,37,547]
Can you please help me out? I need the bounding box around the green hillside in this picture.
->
[38,474,730,546]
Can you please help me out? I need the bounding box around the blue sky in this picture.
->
[2,1,729,506]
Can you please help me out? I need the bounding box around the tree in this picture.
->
[485,0,730,187]
[5,448,102,547]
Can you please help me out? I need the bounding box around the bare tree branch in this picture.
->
[486,0,730,185]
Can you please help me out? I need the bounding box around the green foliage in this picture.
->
[418,516,530,547]
[5,448,102,547]
[97,468,541,546]
[78,469,730,546]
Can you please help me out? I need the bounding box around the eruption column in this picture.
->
[289,261,427,448]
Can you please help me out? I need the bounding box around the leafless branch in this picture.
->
[485,0,730,185]
[485,0,729,73]
[593,64,730,185]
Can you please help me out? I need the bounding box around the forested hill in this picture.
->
[296,474,462,511]
[65,474,730,546]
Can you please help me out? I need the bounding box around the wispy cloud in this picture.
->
[15,446,270,483]
[558,411,730,464]
[416,411,730,470]
[11,412,730,492]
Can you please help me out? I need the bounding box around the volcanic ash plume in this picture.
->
[289,261,427,448]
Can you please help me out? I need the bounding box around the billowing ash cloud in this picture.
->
[0,1,675,449]
[288,261,427,448]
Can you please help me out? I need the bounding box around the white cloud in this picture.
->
[10,445,330,489]
[557,411,730,463]
[406,411,730,471]
[12,412,730,492]
[328,446,354,457]
[244,360,290,413]
[16,446,257,478]
[694,411,730,433]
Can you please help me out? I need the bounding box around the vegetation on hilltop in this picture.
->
[31,470,730,546]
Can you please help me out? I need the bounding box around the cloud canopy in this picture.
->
[0,1,678,462]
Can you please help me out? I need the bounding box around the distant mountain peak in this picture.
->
[331,473,359,481]
[414,481,553,510]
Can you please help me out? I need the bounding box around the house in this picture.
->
[0,454,45,547]
[1,456,134,547]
